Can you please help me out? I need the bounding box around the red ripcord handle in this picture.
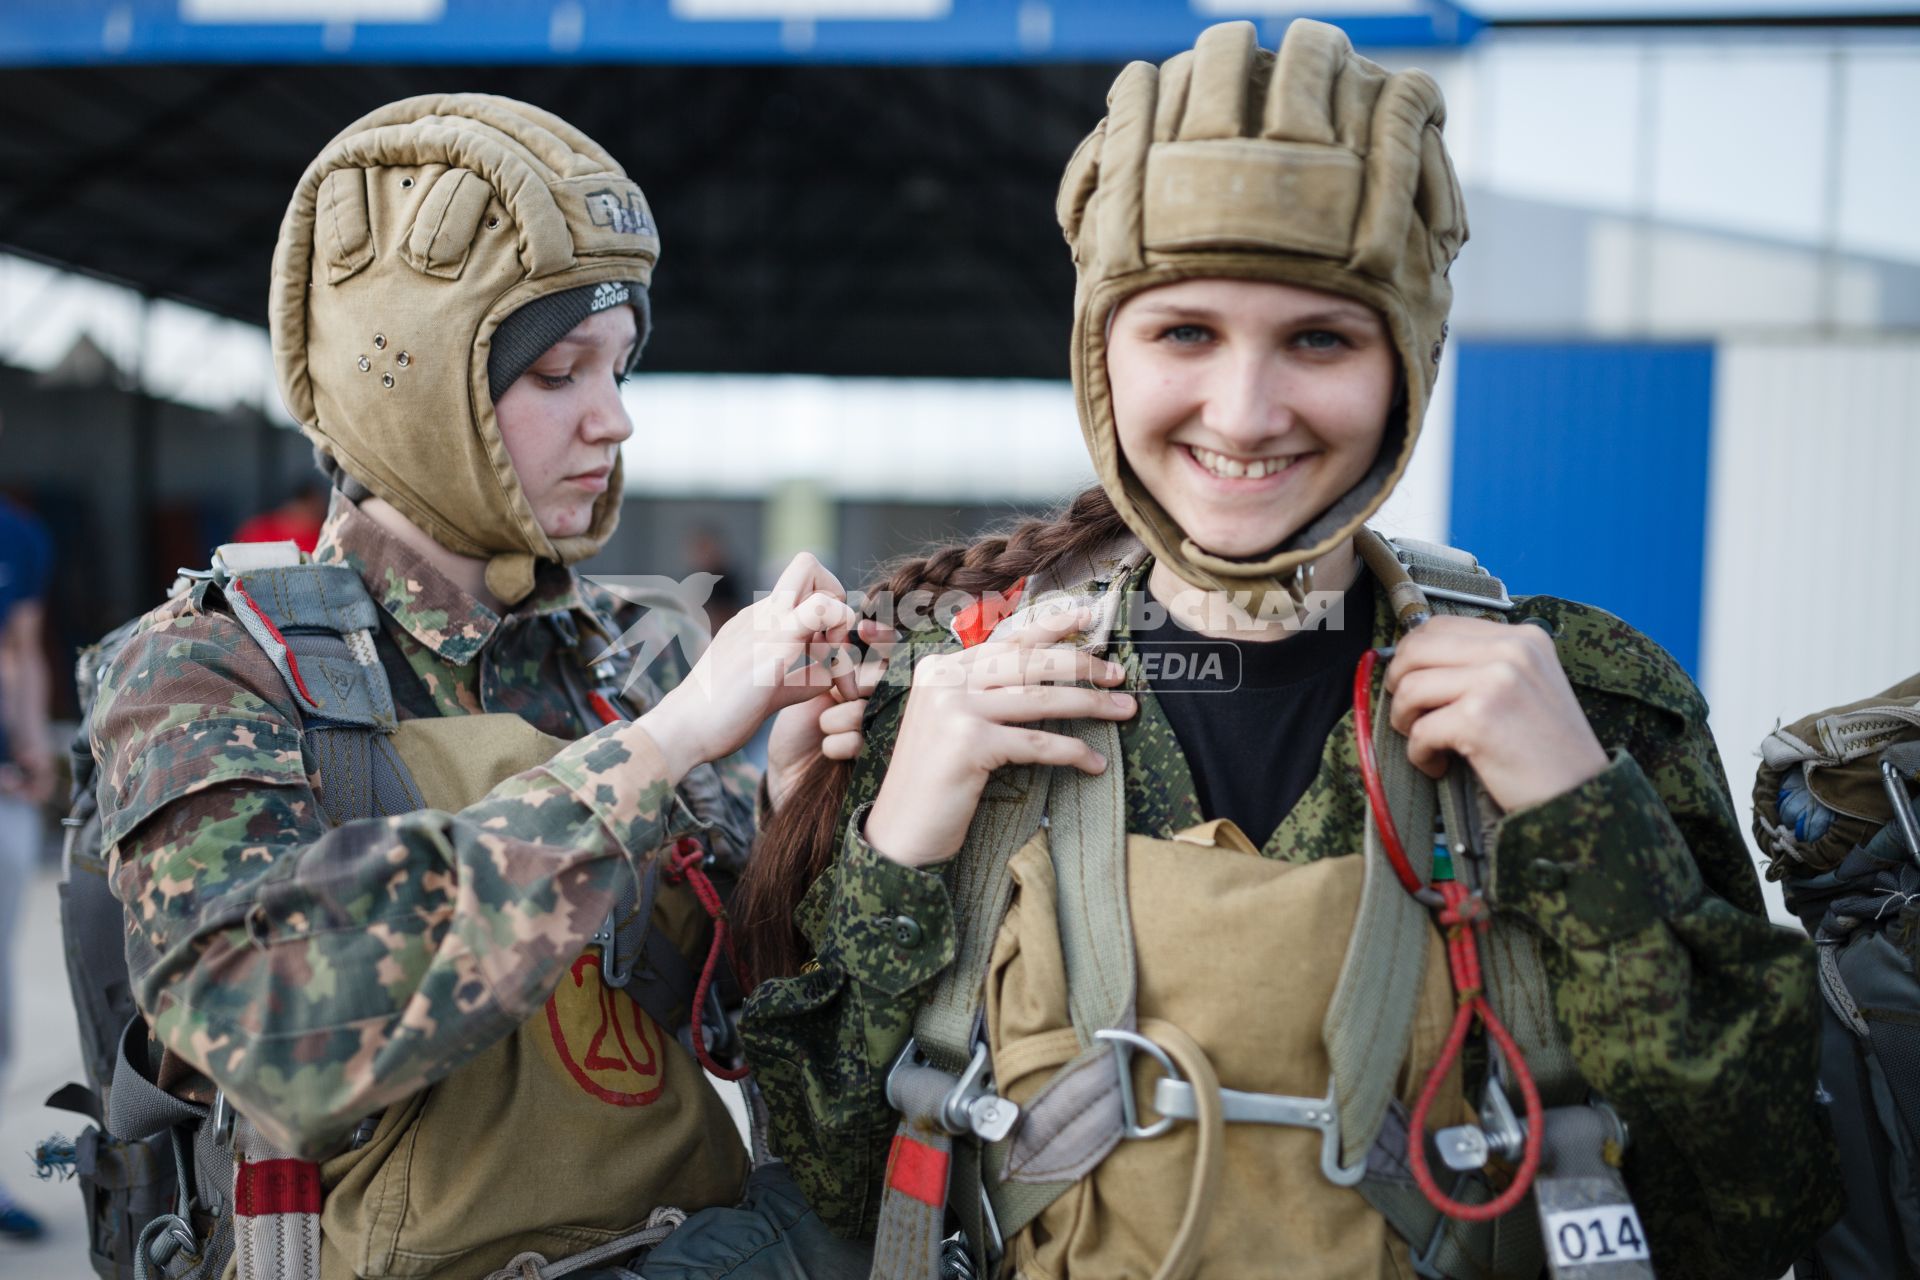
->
[1352,647,1544,1221]
[589,692,750,1082]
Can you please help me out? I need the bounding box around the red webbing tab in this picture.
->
[953,578,1027,649]
[234,1158,322,1217]
[589,691,624,725]
[231,578,319,709]
[885,1133,950,1207]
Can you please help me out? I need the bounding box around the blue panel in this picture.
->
[1449,340,1714,679]
[0,0,1482,67]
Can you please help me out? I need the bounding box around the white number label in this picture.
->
[1544,1205,1650,1266]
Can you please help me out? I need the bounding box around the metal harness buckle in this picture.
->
[886,1037,1021,1143]
[592,907,638,988]
[1095,1027,1367,1186]
[210,1091,236,1148]
[1435,1066,1530,1172]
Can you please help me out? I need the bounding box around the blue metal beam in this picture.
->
[0,1,1482,66]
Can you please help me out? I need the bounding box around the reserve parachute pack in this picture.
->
[1754,675,1920,1280]
[47,541,737,1280]
[869,529,1652,1280]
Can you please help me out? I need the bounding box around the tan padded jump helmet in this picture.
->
[270,94,660,605]
[1059,19,1467,602]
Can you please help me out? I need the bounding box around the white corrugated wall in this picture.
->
[1702,338,1920,923]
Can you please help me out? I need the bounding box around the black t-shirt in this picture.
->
[1133,568,1376,850]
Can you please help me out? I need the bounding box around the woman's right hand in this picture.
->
[638,551,859,784]
[863,608,1136,868]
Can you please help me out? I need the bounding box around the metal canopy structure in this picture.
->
[0,1,1479,380]
[0,1,1481,66]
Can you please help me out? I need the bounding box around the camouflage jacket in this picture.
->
[740,564,1842,1280]
[91,494,758,1156]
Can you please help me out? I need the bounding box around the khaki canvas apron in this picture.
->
[307,714,748,1279]
[985,820,1470,1280]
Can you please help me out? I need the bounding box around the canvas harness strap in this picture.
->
[869,531,1610,1280]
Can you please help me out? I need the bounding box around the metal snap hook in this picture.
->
[1095,1027,1180,1140]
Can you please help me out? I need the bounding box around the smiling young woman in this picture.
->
[736,18,1841,1280]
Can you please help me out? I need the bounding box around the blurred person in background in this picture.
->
[1752,676,1920,1280]
[0,434,53,1244]
[738,19,1840,1280]
[231,478,329,554]
[82,95,870,1280]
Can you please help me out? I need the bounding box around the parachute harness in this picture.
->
[587,693,749,1082]
[1353,646,1545,1221]
[664,837,750,1082]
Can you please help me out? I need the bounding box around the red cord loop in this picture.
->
[665,836,750,1082]
[1353,648,1544,1222]
[586,691,748,1080]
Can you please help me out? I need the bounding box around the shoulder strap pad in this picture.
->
[1367,532,1513,622]
[213,560,422,827]
[218,562,394,731]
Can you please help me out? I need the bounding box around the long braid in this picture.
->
[734,486,1126,986]
[869,486,1125,605]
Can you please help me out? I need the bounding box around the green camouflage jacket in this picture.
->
[91,494,758,1157]
[740,563,1842,1280]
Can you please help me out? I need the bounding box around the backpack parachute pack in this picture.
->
[47,541,738,1280]
[1754,675,1920,1280]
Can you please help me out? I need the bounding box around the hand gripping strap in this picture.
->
[872,550,1143,1280]
[1341,531,1582,1274]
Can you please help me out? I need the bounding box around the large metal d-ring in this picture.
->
[1094,1027,1181,1140]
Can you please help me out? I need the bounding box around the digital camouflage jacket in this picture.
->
[91,494,758,1157]
[740,564,1843,1280]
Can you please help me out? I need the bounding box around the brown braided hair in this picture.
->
[734,485,1128,987]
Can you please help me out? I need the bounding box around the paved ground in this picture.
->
[2,865,89,1278]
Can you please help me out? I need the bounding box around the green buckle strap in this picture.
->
[872,545,1145,1280]
[1342,531,1586,1277]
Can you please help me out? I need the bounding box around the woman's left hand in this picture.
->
[1384,616,1610,813]
[764,619,896,810]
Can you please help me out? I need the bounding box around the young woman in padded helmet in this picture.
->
[89,96,871,1279]
[738,21,1840,1280]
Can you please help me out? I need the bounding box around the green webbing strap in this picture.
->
[1341,533,1588,1277]
[921,764,1055,1073]
[988,715,1133,1244]
[1050,714,1135,1045]
[872,545,1143,1280]
[1324,669,1438,1169]
[1385,535,1582,1104]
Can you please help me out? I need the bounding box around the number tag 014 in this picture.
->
[1536,1177,1655,1278]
